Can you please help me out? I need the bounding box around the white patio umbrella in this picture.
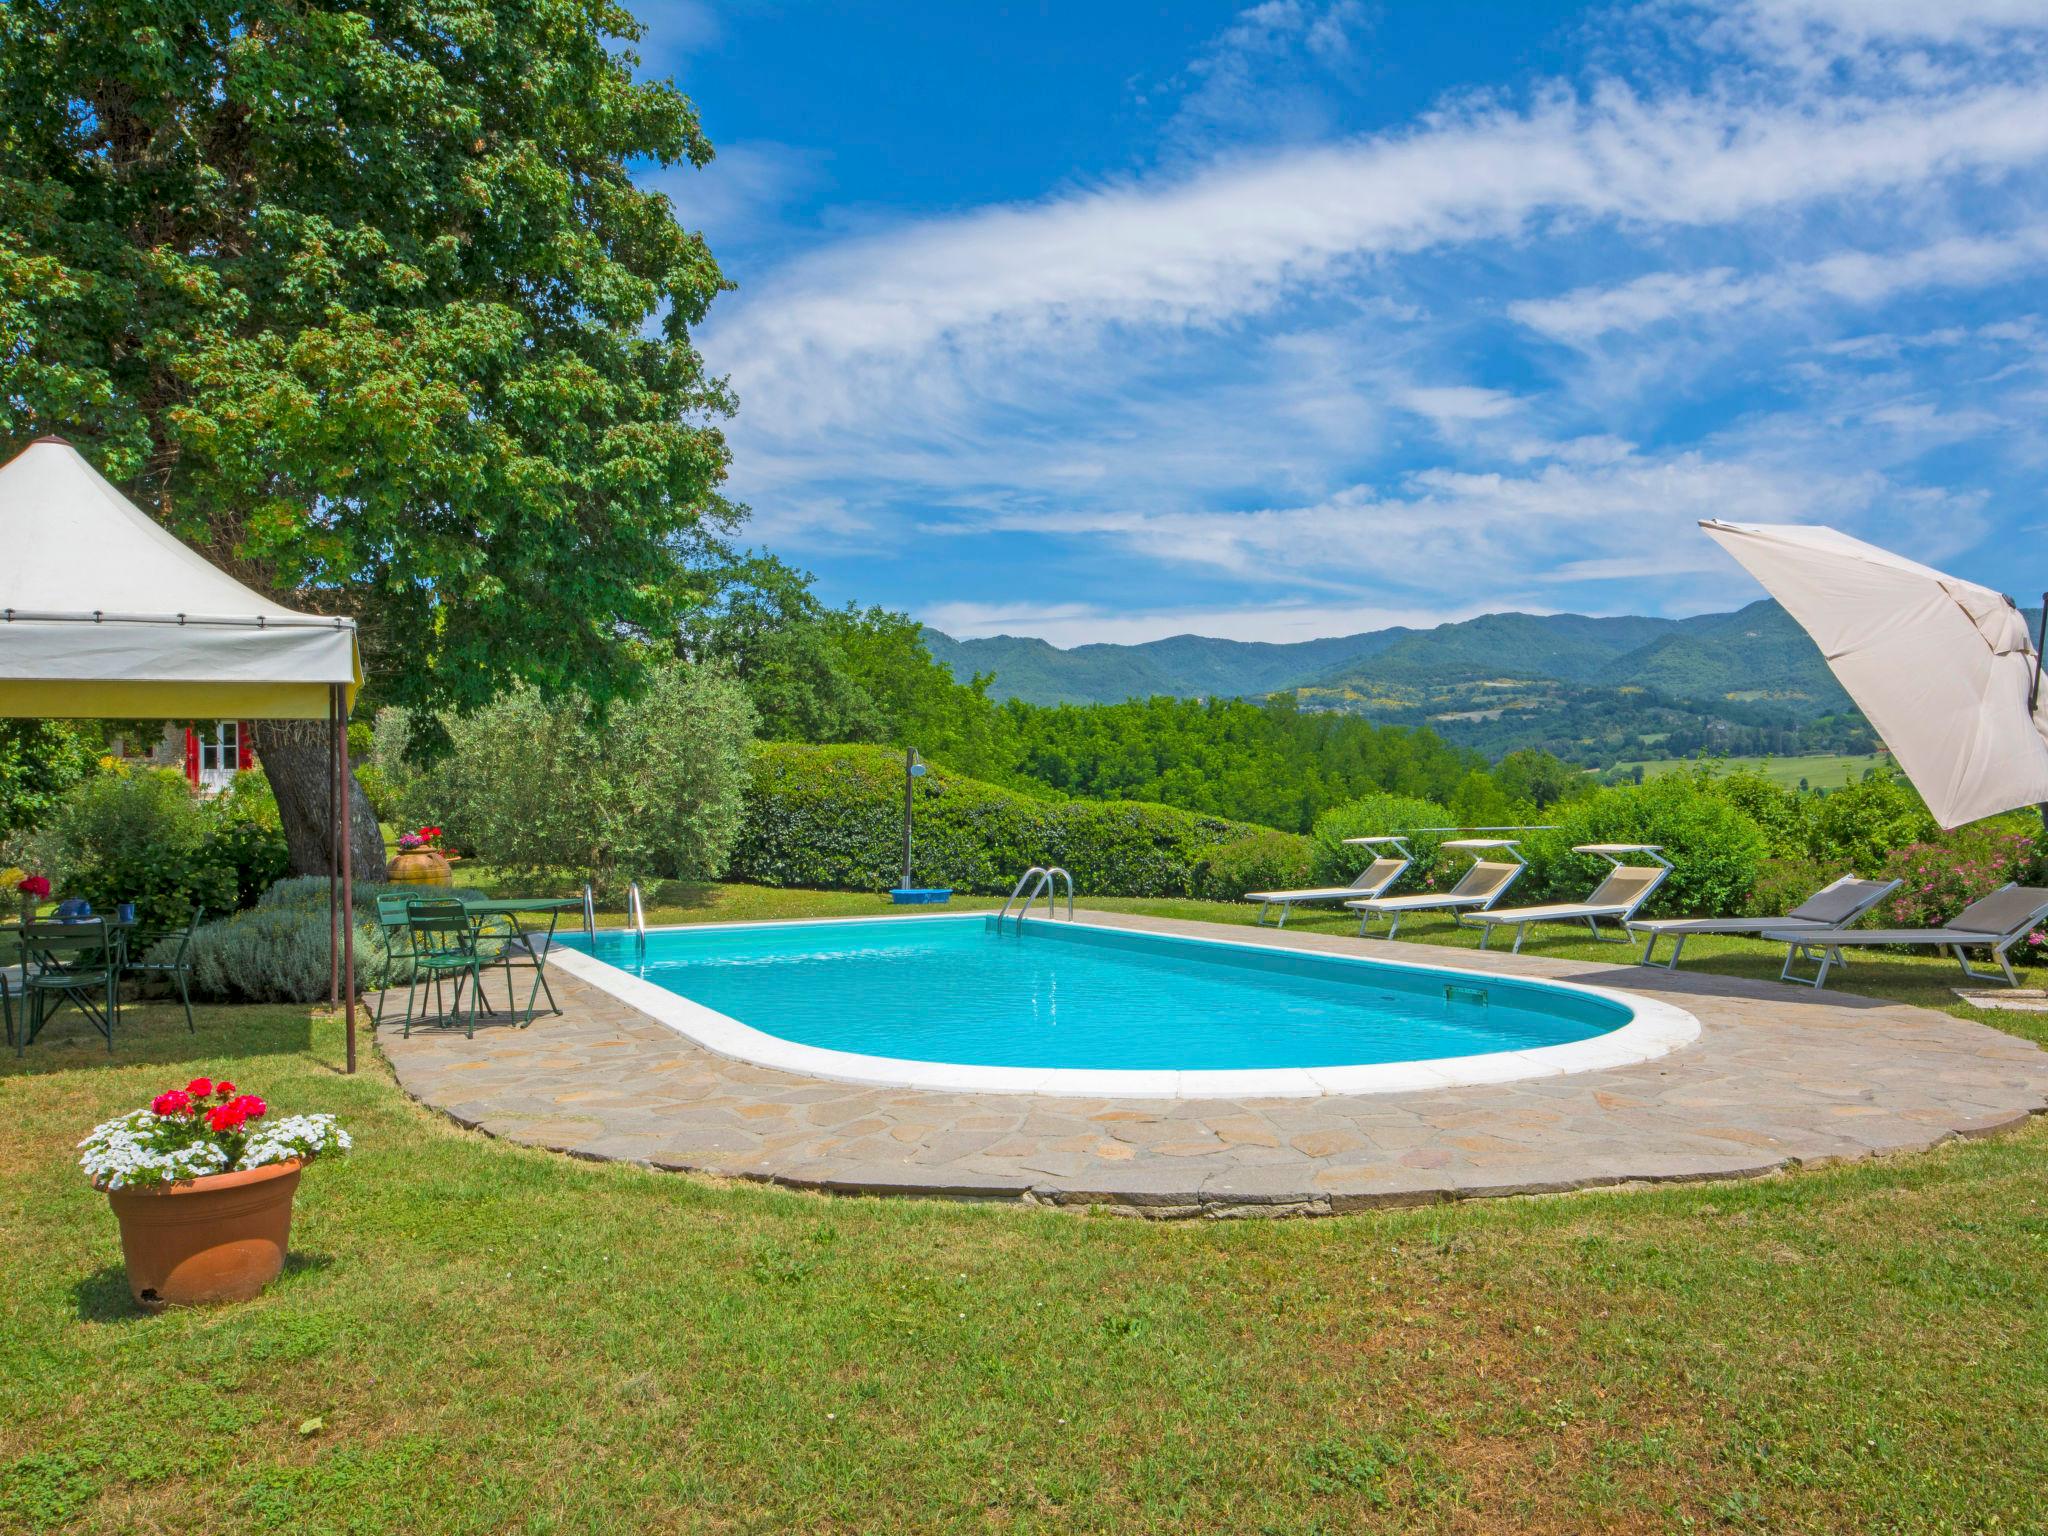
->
[1699,520,2048,829]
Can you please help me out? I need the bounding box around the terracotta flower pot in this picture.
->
[385,849,452,886]
[105,1159,302,1311]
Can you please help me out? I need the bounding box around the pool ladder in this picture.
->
[999,865,1074,925]
[581,881,649,957]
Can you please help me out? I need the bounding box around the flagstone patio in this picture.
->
[376,911,2048,1218]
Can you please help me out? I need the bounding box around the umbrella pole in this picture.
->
[335,683,356,1075]
[2033,596,2047,838]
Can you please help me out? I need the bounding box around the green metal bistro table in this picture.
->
[2,917,136,1055]
[459,897,580,1024]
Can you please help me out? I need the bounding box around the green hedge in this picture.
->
[726,743,1308,899]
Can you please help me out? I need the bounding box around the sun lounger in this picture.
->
[1246,837,1412,927]
[1765,883,2048,989]
[1467,845,1672,953]
[1627,874,1901,970]
[1347,839,1525,939]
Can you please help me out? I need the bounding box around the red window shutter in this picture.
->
[183,728,199,785]
[237,723,253,771]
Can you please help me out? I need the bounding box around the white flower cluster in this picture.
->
[77,1111,231,1191]
[241,1113,353,1169]
[77,1108,352,1189]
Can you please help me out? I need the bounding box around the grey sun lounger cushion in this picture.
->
[1767,884,2048,988]
[1627,876,1900,968]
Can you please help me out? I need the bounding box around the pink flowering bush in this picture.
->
[1877,826,2048,943]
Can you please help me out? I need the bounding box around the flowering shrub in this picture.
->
[396,825,446,852]
[16,872,50,898]
[1877,827,2048,941]
[77,1077,351,1191]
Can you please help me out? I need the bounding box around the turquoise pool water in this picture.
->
[565,917,1631,1072]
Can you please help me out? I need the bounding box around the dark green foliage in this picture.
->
[1799,769,1938,871]
[35,771,235,927]
[726,743,1306,899]
[1516,775,1768,918]
[1196,829,1314,902]
[0,720,97,837]
[202,819,292,911]
[684,556,1013,778]
[1001,694,1486,834]
[1306,794,1456,886]
[30,768,291,926]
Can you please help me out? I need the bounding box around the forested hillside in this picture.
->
[928,598,1877,768]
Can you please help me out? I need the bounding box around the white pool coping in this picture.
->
[548,913,1703,1100]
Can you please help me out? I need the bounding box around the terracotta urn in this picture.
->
[386,849,453,886]
[105,1159,303,1311]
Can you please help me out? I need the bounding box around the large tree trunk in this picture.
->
[252,719,385,879]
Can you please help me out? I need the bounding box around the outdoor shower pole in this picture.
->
[902,747,917,891]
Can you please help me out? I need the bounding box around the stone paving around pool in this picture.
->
[375,910,2048,1218]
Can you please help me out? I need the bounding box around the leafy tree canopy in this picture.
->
[0,0,735,739]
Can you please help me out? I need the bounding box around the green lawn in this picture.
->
[1615,752,1885,789]
[5,887,2047,1533]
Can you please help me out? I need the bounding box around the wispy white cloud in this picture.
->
[710,79,2048,442]
[1510,228,2048,345]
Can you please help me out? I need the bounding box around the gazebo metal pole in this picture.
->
[335,682,356,1074]
[327,683,338,1006]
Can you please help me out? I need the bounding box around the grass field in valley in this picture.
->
[1615,753,1886,790]
[4,885,2047,1534]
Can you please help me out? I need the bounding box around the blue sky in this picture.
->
[637,1,2048,645]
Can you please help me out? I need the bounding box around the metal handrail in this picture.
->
[627,882,647,955]
[998,865,1074,925]
[998,866,1047,923]
[1042,866,1074,921]
[581,883,596,942]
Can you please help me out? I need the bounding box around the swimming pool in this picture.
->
[552,914,1698,1098]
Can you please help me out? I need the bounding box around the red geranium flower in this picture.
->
[185,1077,213,1098]
[214,1080,236,1098]
[16,874,50,898]
[224,1094,267,1120]
[206,1103,248,1133]
[151,1089,194,1117]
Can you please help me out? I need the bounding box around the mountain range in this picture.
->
[924,599,1850,714]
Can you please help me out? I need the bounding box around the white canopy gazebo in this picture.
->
[0,437,368,1069]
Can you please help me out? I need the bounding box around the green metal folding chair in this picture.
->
[371,894,422,1028]
[20,920,121,1055]
[401,899,487,1039]
[1,928,19,1053]
[120,907,203,1034]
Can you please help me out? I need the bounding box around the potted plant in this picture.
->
[78,1078,351,1311]
[14,870,50,925]
[386,825,453,886]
